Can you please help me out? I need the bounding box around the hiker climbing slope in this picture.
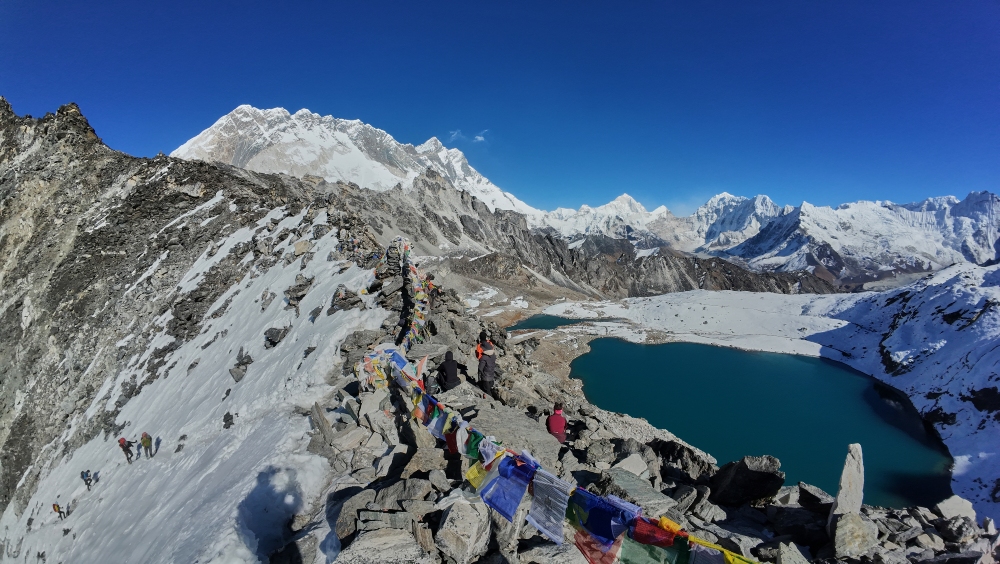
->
[140,432,154,459]
[80,470,93,491]
[119,437,135,464]
[53,503,65,520]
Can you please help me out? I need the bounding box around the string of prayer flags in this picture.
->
[477,437,502,463]
[465,461,489,490]
[574,526,624,564]
[629,516,685,548]
[526,468,575,544]
[480,455,537,522]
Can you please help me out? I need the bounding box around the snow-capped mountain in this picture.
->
[171,106,1000,286]
[729,193,1000,284]
[171,105,540,217]
[534,193,670,238]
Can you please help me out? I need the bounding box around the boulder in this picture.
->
[831,512,878,559]
[672,485,699,513]
[469,403,562,469]
[335,488,377,540]
[336,528,436,564]
[648,438,718,483]
[915,531,946,551]
[332,426,371,451]
[434,495,491,564]
[612,453,650,478]
[312,402,336,446]
[937,516,979,544]
[401,448,447,479]
[596,468,679,518]
[935,495,978,521]
[798,482,834,514]
[358,389,389,419]
[776,542,811,564]
[586,439,617,466]
[708,455,785,507]
[827,443,864,532]
[428,469,452,493]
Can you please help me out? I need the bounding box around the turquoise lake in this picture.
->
[519,317,955,508]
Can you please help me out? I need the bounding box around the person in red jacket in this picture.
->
[546,402,567,444]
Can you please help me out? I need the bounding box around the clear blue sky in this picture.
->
[2,1,997,214]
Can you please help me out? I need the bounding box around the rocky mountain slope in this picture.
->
[173,105,1000,288]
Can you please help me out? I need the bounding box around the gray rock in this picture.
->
[935,495,978,521]
[797,481,834,514]
[691,486,725,523]
[649,438,718,484]
[434,495,491,564]
[402,448,447,479]
[872,549,910,564]
[827,443,864,533]
[597,468,679,518]
[672,485,699,513]
[400,500,437,518]
[469,403,562,469]
[336,528,436,564]
[401,478,434,502]
[312,402,336,446]
[708,455,785,506]
[773,485,800,507]
[915,531,946,551]
[776,542,811,564]
[332,426,371,451]
[612,453,650,478]
[586,439,617,466]
[358,389,389,419]
[375,481,407,510]
[428,469,452,493]
[937,516,978,543]
[335,488,378,540]
[831,512,878,559]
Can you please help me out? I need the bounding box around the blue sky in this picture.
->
[1,1,997,214]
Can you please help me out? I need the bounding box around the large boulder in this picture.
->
[935,495,978,521]
[776,542,811,564]
[797,482,834,514]
[596,468,680,519]
[336,528,436,564]
[937,516,979,544]
[469,403,562,469]
[649,438,718,483]
[708,455,785,506]
[434,495,491,564]
[334,488,378,540]
[831,512,878,559]
[827,443,864,531]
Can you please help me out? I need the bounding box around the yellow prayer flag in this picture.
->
[465,461,488,489]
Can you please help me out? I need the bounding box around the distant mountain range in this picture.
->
[172,106,1000,286]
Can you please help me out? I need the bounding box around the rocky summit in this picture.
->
[0,99,996,564]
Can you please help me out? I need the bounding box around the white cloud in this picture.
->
[447,130,465,143]
[473,129,489,143]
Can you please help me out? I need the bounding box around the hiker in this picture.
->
[53,503,65,520]
[475,331,496,397]
[119,437,135,464]
[140,432,154,458]
[80,470,92,491]
[546,402,568,444]
[426,273,440,309]
[435,351,467,393]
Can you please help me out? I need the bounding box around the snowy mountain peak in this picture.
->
[171,105,540,216]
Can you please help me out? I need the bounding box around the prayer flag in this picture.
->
[526,469,575,544]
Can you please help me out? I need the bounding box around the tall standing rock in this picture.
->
[827,443,865,532]
[827,443,878,558]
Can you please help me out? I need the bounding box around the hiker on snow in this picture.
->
[119,437,136,464]
[475,331,496,397]
[53,503,65,520]
[546,402,568,444]
[435,351,467,393]
[140,432,154,458]
[81,470,93,491]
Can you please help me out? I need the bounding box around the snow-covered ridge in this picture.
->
[547,262,1000,521]
[171,105,540,217]
[172,106,1000,281]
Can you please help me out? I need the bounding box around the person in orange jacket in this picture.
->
[118,437,135,464]
[475,331,496,397]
